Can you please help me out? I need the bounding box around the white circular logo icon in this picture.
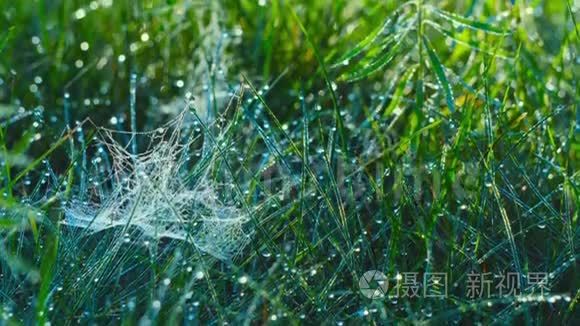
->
[359,270,388,299]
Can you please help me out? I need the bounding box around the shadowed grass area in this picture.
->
[0,0,578,324]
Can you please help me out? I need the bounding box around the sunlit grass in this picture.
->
[0,0,578,324]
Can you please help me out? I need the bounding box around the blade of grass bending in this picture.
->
[423,36,456,113]
[431,7,510,35]
[330,1,416,68]
[343,28,412,82]
[289,6,346,154]
[425,20,514,59]
[330,20,390,69]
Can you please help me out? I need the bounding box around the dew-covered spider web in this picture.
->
[63,109,252,261]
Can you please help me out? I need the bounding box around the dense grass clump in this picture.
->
[0,0,578,324]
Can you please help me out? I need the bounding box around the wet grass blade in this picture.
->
[289,6,346,153]
[342,29,412,82]
[0,26,15,53]
[423,36,455,113]
[330,21,389,68]
[383,64,418,116]
[36,232,59,325]
[425,20,513,59]
[432,7,509,35]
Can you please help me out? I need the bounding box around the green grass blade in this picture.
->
[432,7,509,35]
[36,233,59,325]
[289,6,347,153]
[330,21,389,68]
[423,36,455,112]
[342,29,412,82]
[383,64,418,116]
[0,26,15,53]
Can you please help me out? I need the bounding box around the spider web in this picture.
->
[63,110,252,261]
